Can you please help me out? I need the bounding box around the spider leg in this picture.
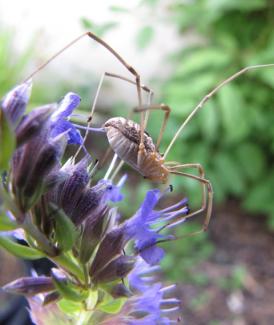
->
[21,30,151,164]
[23,32,143,97]
[75,71,153,159]
[167,163,213,235]
[164,63,274,159]
[134,104,171,151]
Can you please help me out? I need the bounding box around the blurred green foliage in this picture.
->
[137,0,274,228]
[161,223,214,283]
[217,265,247,291]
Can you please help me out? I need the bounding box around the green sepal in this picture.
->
[0,235,44,259]
[51,271,88,302]
[0,110,16,171]
[50,204,78,252]
[0,213,18,231]
[58,298,83,315]
[97,290,126,314]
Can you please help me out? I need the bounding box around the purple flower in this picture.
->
[128,283,180,325]
[50,92,82,145]
[128,257,160,293]
[124,189,189,265]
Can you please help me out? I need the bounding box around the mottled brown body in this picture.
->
[104,117,169,182]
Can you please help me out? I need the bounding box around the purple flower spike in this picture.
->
[1,81,32,125]
[50,92,82,144]
[124,189,189,265]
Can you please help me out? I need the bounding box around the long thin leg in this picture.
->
[164,63,274,159]
[168,164,213,234]
[134,165,213,256]
[74,71,153,159]
[22,31,147,166]
[134,104,171,151]
[23,32,142,98]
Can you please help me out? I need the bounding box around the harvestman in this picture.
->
[24,32,274,237]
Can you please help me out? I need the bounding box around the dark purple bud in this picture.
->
[70,179,123,226]
[13,134,66,211]
[92,255,136,284]
[89,227,127,277]
[2,276,54,296]
[44,168,69,191]
[110,283,132,298]
[43,291,61,305]
[24,139,65,196]
[58,158,90,214]
[33,198,53,236]
[79,206,109,264]
[1,81,32,126]
[15,104,55,146]
[70,187,101,226]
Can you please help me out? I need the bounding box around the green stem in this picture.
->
[22,213,57,256]
[83,263,89,288]
[52,254,85,283]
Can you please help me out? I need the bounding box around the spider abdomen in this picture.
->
[104,117,169,182]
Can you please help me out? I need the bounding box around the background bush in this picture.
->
[135,0,274,227]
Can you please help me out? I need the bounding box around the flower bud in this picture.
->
[79,206,108,264]
[43,291,60,305]
[1,81,32,126]
[2,276,54,296]
[89,227,127,277]
[92,255,136,284]
[12,133,66,212]
[110,283,132,298]
[15,104,55,146]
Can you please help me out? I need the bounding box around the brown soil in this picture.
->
[179,202,274,325]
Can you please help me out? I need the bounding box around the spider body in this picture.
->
[104,117,169,182]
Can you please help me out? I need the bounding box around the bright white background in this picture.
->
[0,0,182,104]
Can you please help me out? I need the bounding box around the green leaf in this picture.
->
[98,292,126,314]
[0,214,18,231]
[51,271,88,302]
[198,100,219,142]
[0,236,44,259]
[80,17,94,29]
[176,48,231,77]
[213,151,245,196]
[109,5,129,13]
[234,143,266,182]
[80,18,118,37]
[58,299,82,315]
[217,84,250,143]
[206,0,267,12]
[140,0,160,7]
[136,26,154,50]
[0,110,16,171]
[52,205,78,252]
[243,173,274,213]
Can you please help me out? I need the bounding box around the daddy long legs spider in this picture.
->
[24,31,274,237]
